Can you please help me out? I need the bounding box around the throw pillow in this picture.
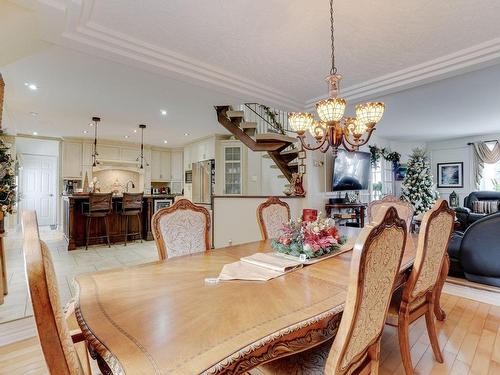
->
[472,201,486,214]
[488,200,499,214]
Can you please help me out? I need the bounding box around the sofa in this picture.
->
[447,211,500,287]
[454,191,500,230]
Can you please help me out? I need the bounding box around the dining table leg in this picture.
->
[433,254,449,321]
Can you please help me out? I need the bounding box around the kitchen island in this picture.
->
[62,194,177,250]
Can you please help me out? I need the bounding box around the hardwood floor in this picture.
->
[1,294,498,375]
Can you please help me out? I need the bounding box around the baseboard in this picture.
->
[446,276,500,293]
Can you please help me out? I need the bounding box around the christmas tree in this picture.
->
[401,148,438,216]
[0,138,16,215]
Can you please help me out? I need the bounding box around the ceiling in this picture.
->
[2,0,500,144]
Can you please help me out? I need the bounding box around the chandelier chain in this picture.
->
[330,0,337,75]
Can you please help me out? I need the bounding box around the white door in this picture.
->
[20,154,57,226]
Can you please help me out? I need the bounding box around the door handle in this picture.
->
[49,194,54,197]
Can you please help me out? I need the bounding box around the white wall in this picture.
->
[427,132,500,204]
[213,196,304,248]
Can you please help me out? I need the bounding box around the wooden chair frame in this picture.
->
[387,200,455,375]
[256,197,291,240]
[22,210,90,374]
[151,199,210,260]
[368,195,414,231]
[326,206,407,375]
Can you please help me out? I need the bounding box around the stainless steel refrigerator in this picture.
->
[191,159,215,207]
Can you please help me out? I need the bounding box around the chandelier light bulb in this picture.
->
[355,102,385,128]
[288,112,314,134]
[316,97,346,123]
[309,121,327,138]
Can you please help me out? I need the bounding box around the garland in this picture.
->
[369,145,401,170]
[0,138,15,214]
[258,105,286,135]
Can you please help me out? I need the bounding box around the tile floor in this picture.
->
[0,227,159,324]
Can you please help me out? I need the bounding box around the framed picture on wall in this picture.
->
[437,162,464,188]
[395,164,407,181]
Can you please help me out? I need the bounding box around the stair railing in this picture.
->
[242,103,294,135]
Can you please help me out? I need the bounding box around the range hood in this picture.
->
[92,159,144,174]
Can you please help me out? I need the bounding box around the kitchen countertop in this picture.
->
[63,194,179,199]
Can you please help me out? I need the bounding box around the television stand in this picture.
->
[325,202,367,228]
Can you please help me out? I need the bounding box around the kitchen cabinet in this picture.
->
[62,141,83,178]
[151,150,171,181]
[170,150,183,181]
[184,145,192,171]
[160,151,171,180]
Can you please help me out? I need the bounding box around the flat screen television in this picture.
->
[332,150,371,191]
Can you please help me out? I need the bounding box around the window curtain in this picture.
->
[473,141,500,189]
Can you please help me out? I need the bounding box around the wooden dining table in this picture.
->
[74,228,448,375]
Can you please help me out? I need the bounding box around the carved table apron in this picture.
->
[75,232,420,374]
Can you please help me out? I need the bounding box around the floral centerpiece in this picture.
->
[272,216,345,259]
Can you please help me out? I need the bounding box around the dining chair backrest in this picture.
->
[151,199,210,260]
[325,206,407,374]
[22,210,84,375]
[257,197,291,240]
[122,192,143,211]
[405,200,455,301]
[368,195,414,231]
[88,192,113,213]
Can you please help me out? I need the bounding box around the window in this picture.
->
[370,159,394,201]
[480,160,500,191]
[224,146,241,194]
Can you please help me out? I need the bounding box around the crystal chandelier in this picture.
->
[288,0,385,159]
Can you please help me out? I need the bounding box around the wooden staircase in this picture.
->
[215,105,299,182]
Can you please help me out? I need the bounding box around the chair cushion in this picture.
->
[386,287,426,326]
[251,340,333,375]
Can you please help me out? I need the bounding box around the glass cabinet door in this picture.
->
[224,146,241,195]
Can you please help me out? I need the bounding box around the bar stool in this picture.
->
[119,192,143,246]
[82,193,113,250]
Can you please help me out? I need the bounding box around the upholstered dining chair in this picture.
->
[152,198,211,260]
[368,195,414,231]
[257,197,291,240]
[22,210,92,375]
[385,200,455,375]
[251,206,408,375]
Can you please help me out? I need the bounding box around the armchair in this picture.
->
[447,211,500,287]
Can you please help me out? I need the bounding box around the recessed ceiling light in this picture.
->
[184,133,189,136]
[160,109,167,116]
[163,140,168,144]
[124,135,129,139]
[30,111,38,116]
[32,131,38,136]
[83,130,88,134]
[88,122,94,127]
[25,82,38,90]
[133,129,137,133]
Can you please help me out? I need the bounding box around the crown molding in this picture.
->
[35,0,303,110]
[33,1,500,113]
[305,37,500,110]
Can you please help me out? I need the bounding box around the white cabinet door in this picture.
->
[183,146,191,171]
[62,141,82,178]
[171,150,183,181]
[160,151,171,180]
[151,150,161,180]
[82,143,93,166]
